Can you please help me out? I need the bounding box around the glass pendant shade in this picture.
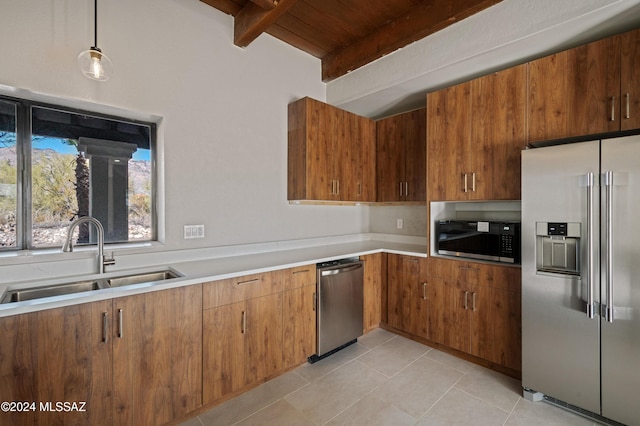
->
[78,47,113,81]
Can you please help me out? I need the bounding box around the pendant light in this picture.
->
[77,0,113,81]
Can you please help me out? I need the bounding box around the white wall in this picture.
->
[0,0,369,263]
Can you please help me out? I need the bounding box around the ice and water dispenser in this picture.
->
[536,222,581,276]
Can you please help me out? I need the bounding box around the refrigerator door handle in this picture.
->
[586,172,595,319]
[605,171,614,323]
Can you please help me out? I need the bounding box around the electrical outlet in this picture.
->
[184,224,205,239]
[396,219,403,229]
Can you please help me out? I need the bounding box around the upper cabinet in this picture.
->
[376,108,426,202]
[288,97,375,202]
[528,28,640,143]
[427,65,526,201]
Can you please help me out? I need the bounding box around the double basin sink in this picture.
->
[1,270,181,304]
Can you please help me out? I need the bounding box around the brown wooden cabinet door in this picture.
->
[113,285,202,426]
[0,301,113,426]
[203,301,247,403]
[404,108,427,201]
[427,278,469,352]
[361,253,383,333]
[620,28,640,131]
[427,82,472,201]
[283,284,316,368]
[376,114,405,201]
[376,108,425,202]
[528,37,620,144]
[471,65,526,200]
[203,292,282,404]
[387,255,428,338]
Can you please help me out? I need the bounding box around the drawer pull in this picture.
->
[292,269,310,275]
[237,278,260,285]
[102,312,108,343]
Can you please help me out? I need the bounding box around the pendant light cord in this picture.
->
[93,0,98,48]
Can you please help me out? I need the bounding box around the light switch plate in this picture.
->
[184,224,205,239]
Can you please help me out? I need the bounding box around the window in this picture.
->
[0,96,156,250]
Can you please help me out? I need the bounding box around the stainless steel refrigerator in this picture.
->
[521,135,640,426]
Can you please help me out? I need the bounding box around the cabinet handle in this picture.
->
[471,173,476,192]
[463,173,468,193]
[422,282,427,300]
[625,93,630,119]
[610,96,616,121]
[404,182,409,197]
[464,291,469,310]
[102,312,108,343]
[237,278,259,285]
[472,292,477,312]
[241,311,247,334]
[313,292,317,311]
[399,181,403,197]
[358,182,362,196]
[336,180,339,195]
[118,308,123,338]
[292,269,310,275]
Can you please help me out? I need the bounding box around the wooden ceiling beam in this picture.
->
[249,0,277,10]
[321,0,503,81]
[234,0,299,47]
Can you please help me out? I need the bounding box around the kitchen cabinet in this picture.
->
[0,300,113,426]
[113,285,202,426]
[361,253,385,332]
[203,271,284,404]
[386,254,429,339]
[427,65,525,201]
[376,108,426,202]
[282,265,317,369]
[288,97,375,202]
[426,257,521,372]
[528,28,640,143]
[0,285,203,426]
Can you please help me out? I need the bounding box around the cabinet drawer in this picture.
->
[284,265,316,291]
[203,270,284,309]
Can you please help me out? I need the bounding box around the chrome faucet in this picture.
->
[62,216,116,274]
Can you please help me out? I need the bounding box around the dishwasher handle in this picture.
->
[320,263,363,276]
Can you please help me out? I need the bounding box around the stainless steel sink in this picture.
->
[107,270,181,287]
[1,269,182,304]
[0,280,107,303]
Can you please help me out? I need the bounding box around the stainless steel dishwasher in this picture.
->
[310,258,364,362]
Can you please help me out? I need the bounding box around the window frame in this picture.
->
[0,94,157,252]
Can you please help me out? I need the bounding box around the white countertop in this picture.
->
[0,235,426,317]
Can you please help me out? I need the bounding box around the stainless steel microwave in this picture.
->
[435,220,520,264]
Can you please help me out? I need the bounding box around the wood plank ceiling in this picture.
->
[200,0,503,81]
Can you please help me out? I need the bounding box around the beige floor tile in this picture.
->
[424,348,475,374]
[505,398,596,426]
[371,355,463,419]
[178,417,204,426]
[285,360,387,425]
[295,342,371,382]
[454,364,521,412]
[199,371,308,425]
[417,388,510,426]
[233,399,313,426]
[358,335,430,377]
[357,327,397,349]
[326,394,417,426]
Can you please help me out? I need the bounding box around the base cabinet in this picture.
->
[0,301,113,426]
[0,285,203,426]
[386,255,429,339]
[283,265,317,369]
[113,285,203,426]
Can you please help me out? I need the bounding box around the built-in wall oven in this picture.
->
[436,220,520,264]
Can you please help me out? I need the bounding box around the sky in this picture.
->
[33,136,150,161]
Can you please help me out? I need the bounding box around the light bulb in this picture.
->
[78,47,113,81]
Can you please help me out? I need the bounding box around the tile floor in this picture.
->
[181,329,597,425]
